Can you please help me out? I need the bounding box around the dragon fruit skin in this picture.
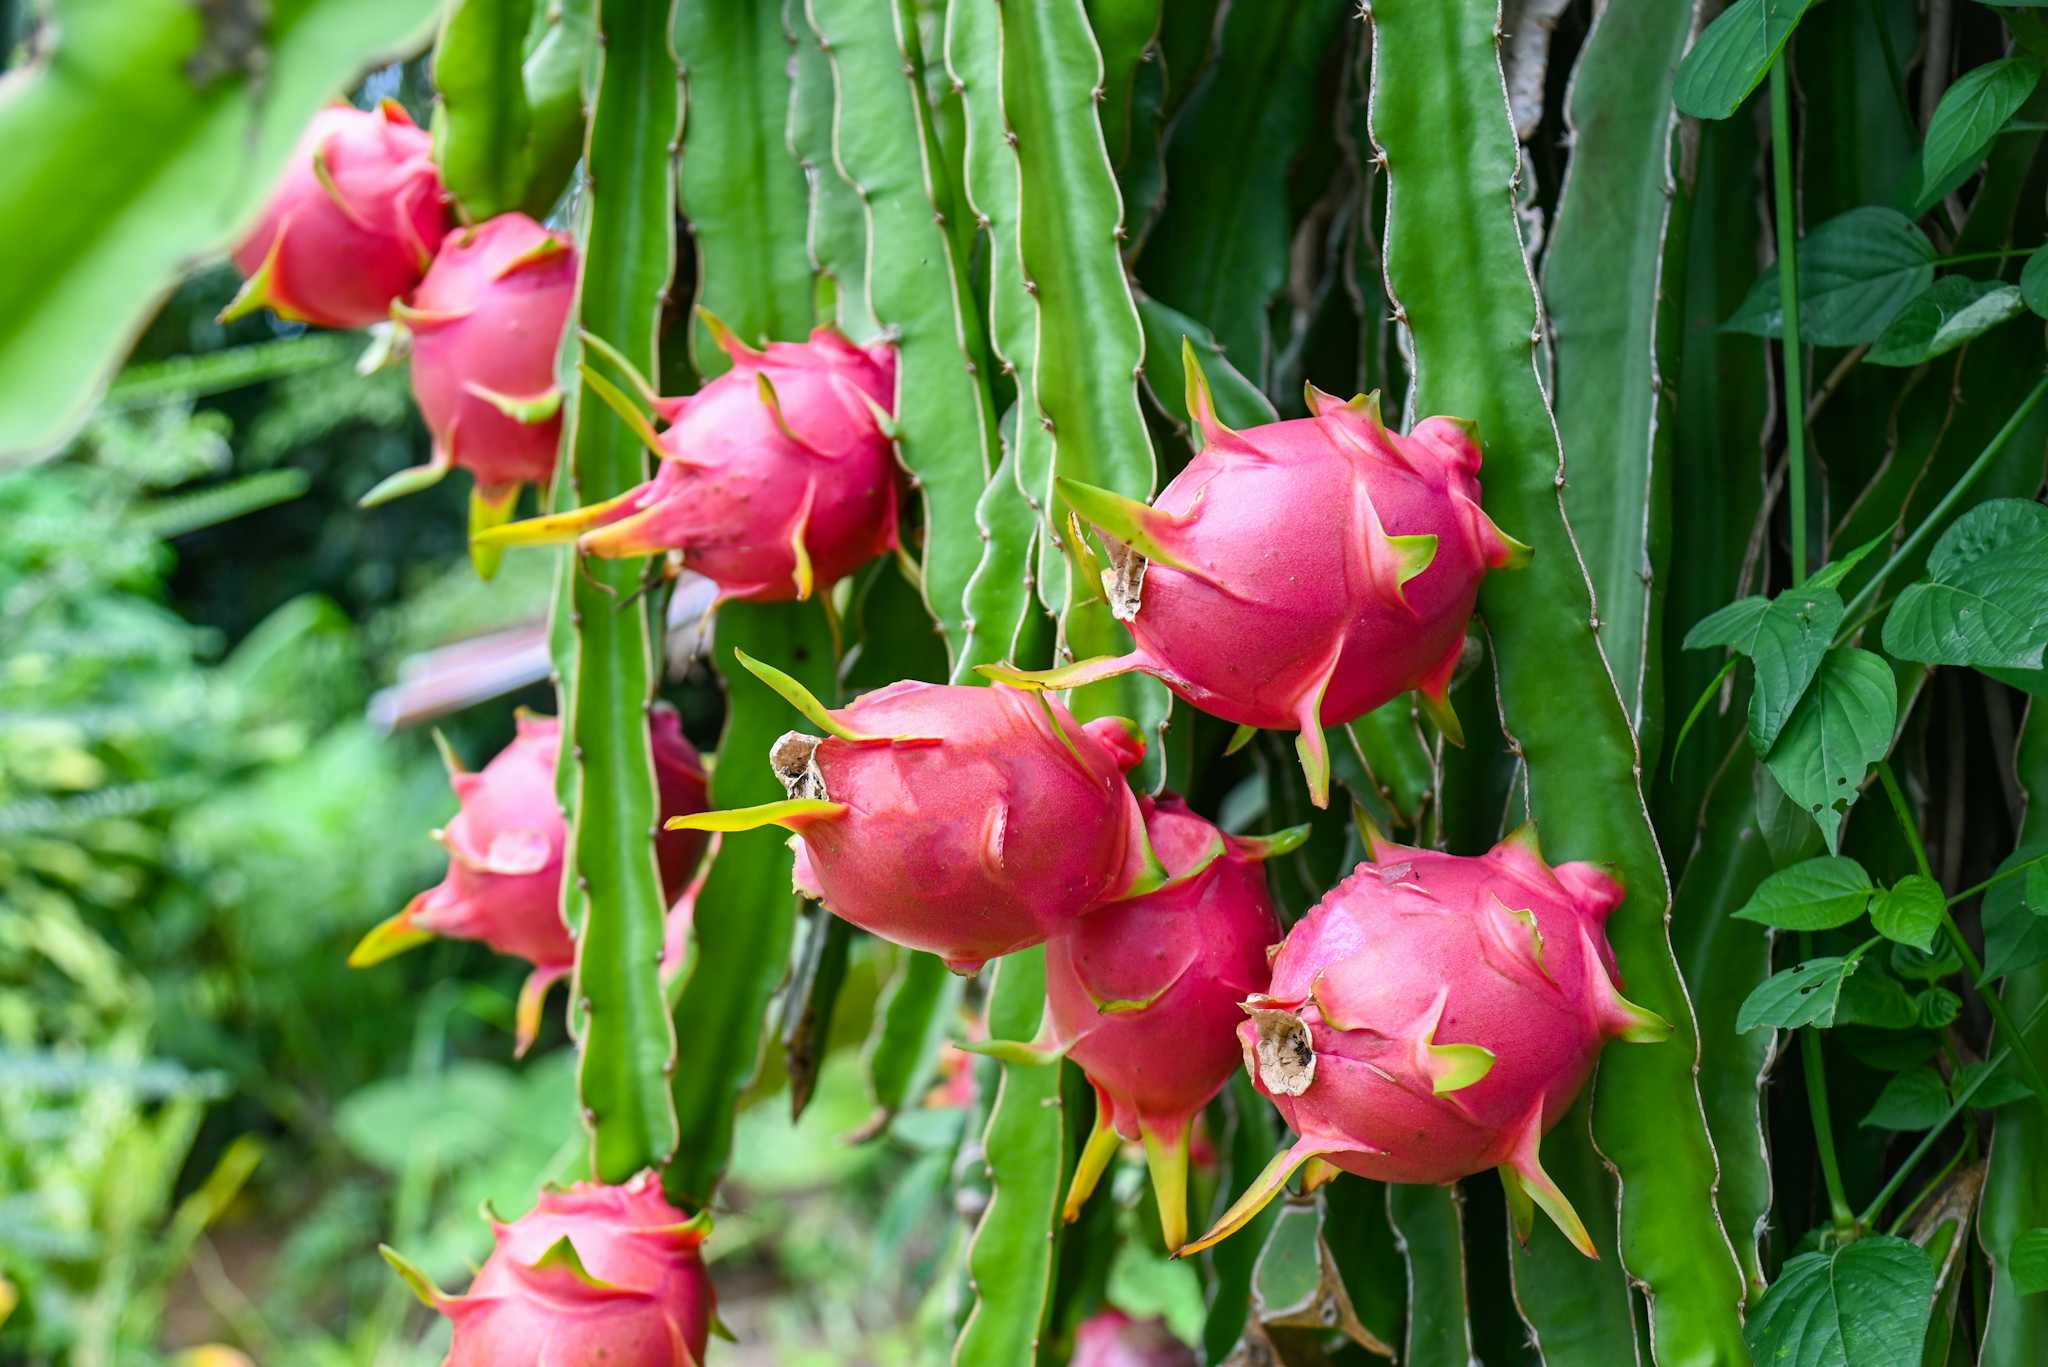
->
[670,656,1153,974]
[1069,1308,1197,1367]
[350,708,709,1054]
[473,321,901,605]
[1037,797,1288,1249]
[382,1170,715,1367]
[1180,827,1669,1259]
[987,343,1527,809]
[222,101,450,329]
[363,214,578,566]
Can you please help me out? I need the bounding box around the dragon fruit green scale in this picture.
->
[1180,824,1668,1260]
[669,652,1155,975]
[985,339,1528,810]
[381,1169,717,1366]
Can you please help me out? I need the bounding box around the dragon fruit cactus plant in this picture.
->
[987,341,1528,808]
[1070,1307,1197,1367]
[1180,825,1669,1259]
[473,317,902,604]
[972,796,1298,1249]
[381,1170,717,1367]
[220,101,450,329]
[669,652,1158,974]
[349,708,709,1054]
[360,213,578,571]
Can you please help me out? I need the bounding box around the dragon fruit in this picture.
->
[974,797,1295,1249]
[669,653,1156,974]
[362,213,578,569]
[382,1170,716,1367]
[1070,1308,1197,1367]
[472,319,901,604]
[1179,825,1669,1259]
[350,708,709,1054]
[221,101,450,329]
[986,341,1528,808]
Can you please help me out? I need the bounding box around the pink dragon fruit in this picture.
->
[382,1170,716,1367]
[362,213,578,567]
[221,101,450,329]
[1180,825,1669,1259]
[987,341,1528,808]
[1070,1308,1196,1367]
[472,318,902,605]
[350,708,710,1054]
[974,797,1295,1248]
[669,652,1156,974]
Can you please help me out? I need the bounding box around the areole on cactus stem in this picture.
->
[358,213,579,577]
[984,339,1529,810]
[347,708,709,1054]
[965,795,1303,1250]
[380,1169,720,1367]
[221,100,451,330]
[1178,822,1670,1260]
[668,651,1163,974]
[470,313,903,606]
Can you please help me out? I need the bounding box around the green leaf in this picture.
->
[1684,595,1771,651]
[1882,498,2048,670]
[1723,207,1937,346]
[1905,55,2044,214]
[0,0,443,457]
[1869,874,1945,951]
[2013,1229,2048,1296]
[1736,956,1859,1032]
[1867,277,2026,367]
[1835,965,1919,1030]
[1915,984,1961,1028]
[2023,246,2048,319]
[1860,1066,1949,1131]
[1748,587,1845,754]
[1956,1060,2034,1111]
[1673,0,1820,120]
[1807,532,1887,591]
[1764,648,1899,852]
[1892,940,1962,982]
[2030,862,2048,914]
[1732,856,1875,931]
[1743,1236,1934,1367]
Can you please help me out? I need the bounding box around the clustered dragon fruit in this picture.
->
[1180,827,1669,1258]
[369,213,580,562]
[221,101,450,329]
[1070,1308,1197,1367]
[474,319,902,605]
[349,708,709,1054]
[988,342,1528,808]
[382,1170,717,1367]
[670,653,1154,974]
[976,797,1295,1249]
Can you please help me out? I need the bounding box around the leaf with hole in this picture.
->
[1732,856,1873,931]
[1904,55,2044,214]
[1743,1236,1934,1367]
[1747,587,1845,754]
[1763,648,1899,852]
[1867,278,2025,367]
[1736,956,1859,1033]
[1723,207,1937,345]
[1882,499,2048,671]
[1869,874,1944,951]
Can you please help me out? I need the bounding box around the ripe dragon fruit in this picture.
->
[669,652,1156,974]
[1070,1308,1197,1367]
[350,708,709,1054]
[382,1170,717,1367]
[362,213,578,570]
[972,797,1296,1249]
[986,340,1528,809]
[221,101,450,329]
[472,318,902,604]
[1179,825,1669,1259]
